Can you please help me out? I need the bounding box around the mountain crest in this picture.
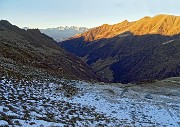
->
[72,14,180,42]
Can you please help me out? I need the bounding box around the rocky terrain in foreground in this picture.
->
[0,73,179,126]
[0,16,180,127]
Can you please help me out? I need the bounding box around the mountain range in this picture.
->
[72,14,180,42]
[60,14,180,83]
[1,14,180,84]
[0,15,180,126]
[0,20,100,81]
[39,26,89,42]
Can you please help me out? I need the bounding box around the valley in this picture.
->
[60,15,180,83]
[0,11,180,127]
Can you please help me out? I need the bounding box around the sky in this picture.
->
[0,0,180,28]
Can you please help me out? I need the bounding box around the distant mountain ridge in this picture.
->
[73,14,180,42]
[39,26,89,42]
[60,14,180,83]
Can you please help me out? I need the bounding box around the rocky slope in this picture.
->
[0,74,179,126]
[0,20,100,81]
[60,14,180,83]
[40,26,89,42]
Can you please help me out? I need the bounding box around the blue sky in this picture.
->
[0,0,180,28]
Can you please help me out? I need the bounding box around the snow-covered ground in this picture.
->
[0,76,180,126]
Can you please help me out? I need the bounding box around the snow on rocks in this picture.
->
[0,76,179,126]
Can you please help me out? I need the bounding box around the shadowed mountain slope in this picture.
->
[60,15,180,83]
[0,20,101,81]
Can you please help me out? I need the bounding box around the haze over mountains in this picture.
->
[39,26,89,42]
[60,14,180,83]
